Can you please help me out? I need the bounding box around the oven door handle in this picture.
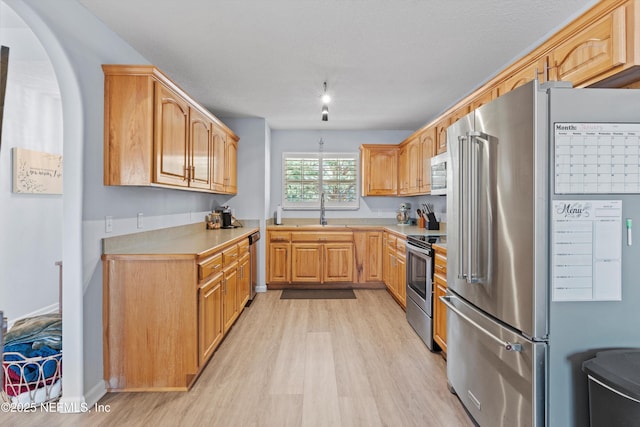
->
[406,243,432,257]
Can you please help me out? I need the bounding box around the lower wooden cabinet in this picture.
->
[199,273,223,365]
[383,231,407,308]
[223,264,239,333]
[291,243,323,282]
[353,230,383,283]
[102,231,256,391]
[324,243,354,282]
[268,242,291,283]
[433,246,448,356]
[267,229,354,285]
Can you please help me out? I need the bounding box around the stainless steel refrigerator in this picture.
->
[443,80,640,426]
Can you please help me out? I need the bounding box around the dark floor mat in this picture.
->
[280,289,356,299]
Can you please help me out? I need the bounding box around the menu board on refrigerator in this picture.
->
[552,200,622,302]
[554,123,640,194]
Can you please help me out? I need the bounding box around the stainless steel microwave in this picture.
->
[430,152,448,195]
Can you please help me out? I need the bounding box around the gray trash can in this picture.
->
[582,349,640,427]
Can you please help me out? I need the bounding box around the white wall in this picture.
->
[7,0,230,407]
[223,117,270,291]
[0,3,62,322]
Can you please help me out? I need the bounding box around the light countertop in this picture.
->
[103,220,260,256]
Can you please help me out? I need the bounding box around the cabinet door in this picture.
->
[361,146,398,196]
[323,243,354,282]
[549,5,626,87]
[199,273,223,365]
[211,125,227,192]
[395,252,406,307]
[398,144,409,195]
[225,137,238,194]
[433,275,447,354]
[365,231,383,282]
[419,128,435,193]
[435,118,449,155]
[383,245,395,292]
[154,83,190,187]
[399,137,421,195]
[499,58,547,96]
[268,243,290,283]
[291,243,322,282]
[189,109,211,190]
[237,252,250,310]
[223,266,238,333]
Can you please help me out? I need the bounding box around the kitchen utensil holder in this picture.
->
[427,212,439,230]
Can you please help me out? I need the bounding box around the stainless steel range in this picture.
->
[405,235,441,351]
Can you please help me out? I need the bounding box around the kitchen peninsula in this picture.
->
[102,221,259,391]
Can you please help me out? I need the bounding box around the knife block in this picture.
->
[427,212,439,230]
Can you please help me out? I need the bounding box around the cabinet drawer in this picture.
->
[291,232,353,242]
[396,238,406,254]
[222,245,239,266]
[386,234,397,248]
[237,239,249,255]
[269,231,291,242]
[199,252,223,281]
[434,253,447,277]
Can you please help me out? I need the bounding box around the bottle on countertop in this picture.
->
[275,205,282,225]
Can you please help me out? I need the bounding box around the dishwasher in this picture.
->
[247,231,260,303]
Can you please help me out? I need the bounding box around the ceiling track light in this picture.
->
[321,81,331,104]
[321,81,330,121]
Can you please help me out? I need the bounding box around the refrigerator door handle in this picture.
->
[457,134,468,281]
[467,131,490,284]
[440,295,523,352]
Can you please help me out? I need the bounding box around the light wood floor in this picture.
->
[3,290,473,427]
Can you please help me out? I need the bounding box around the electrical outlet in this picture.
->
[105,216,113,233]
[137,212,144,229]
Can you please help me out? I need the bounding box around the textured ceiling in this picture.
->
[78,0,598,130]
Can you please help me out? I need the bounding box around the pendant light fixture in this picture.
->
[321,81,330,121]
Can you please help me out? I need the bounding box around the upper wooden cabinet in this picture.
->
[103,65,238,194]
[470,86,499,110]
[224,137,238,194]
[360,144,399,196]
[499,58,547,96]
[398,139,414,195]
[549,4,627,87]
[154,83,190,187]
[398,127,435,196]
[189,108,213,190]
[435,118,449,155]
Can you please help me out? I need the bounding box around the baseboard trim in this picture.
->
[84,380,107,408]
[7,303,60,330]
[56,396,87,413]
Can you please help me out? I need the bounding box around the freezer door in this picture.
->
[443,292,546,427]
[447,81,549,339]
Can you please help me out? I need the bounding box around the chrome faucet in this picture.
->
[320,192,327,225]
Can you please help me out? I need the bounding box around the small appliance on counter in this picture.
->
[396,202,411,225]
[215,206,240,229]
[206,212,221,229]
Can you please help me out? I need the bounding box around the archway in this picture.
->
[1,0,85,410]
